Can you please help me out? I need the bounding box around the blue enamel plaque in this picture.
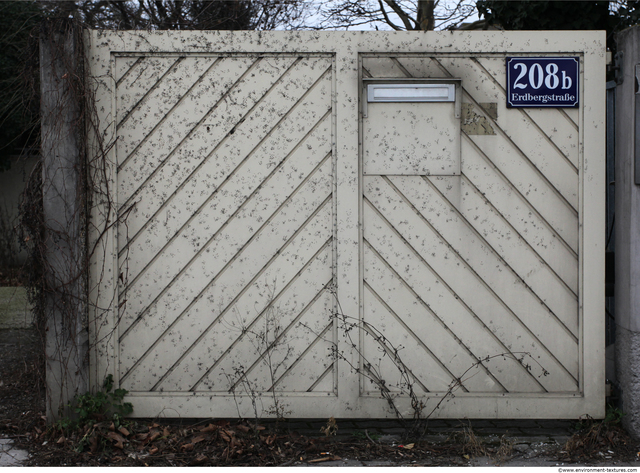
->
[506,57,579,108]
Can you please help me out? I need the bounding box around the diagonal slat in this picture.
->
[429,57,578,212]
[159,243,333,393]
[115,56,144,86]
[120,110,332,289]
[452,174,578,296]
[121,198,332,391]
[460,56,579,172]
[119,183,332,386]
[117,57,185,129]
[462,132,578,254]
[118,56,331,248]
[382,56,449,79]
[377,176,579,367]
[416,175,578,337]
[363,181,579,390]
[304,363,335,393]
[270,322,334,392]
[364,240,538,393]
[116,55,224,170]
[119,150,332,338]
[364,244,508,393]
[225,282,334,393]
[471,57,579,133]
[117,55,271,203]
[362,201,550,393]
[119,96,331,279]
[116,56,178,122]
[393,53,578,165]
[149,232,333,393]
[364,281,469,393]
[120,151,332,340]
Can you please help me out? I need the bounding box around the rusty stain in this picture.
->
[461,103,496,135]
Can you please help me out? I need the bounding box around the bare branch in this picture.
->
[383,0,416,30]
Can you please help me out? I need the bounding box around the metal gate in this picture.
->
[89,31,605,419]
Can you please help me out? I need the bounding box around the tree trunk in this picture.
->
[416,0,435,30]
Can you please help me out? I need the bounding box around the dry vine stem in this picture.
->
[303,288,549,439]
[24,18,131,420]
[222,288,294,428]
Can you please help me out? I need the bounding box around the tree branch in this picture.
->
[382,0,416,30]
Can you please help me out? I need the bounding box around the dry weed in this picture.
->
[494,434,514,463]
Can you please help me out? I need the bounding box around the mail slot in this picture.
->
[367,83,456,102]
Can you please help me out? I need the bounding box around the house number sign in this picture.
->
[506,57,579,108]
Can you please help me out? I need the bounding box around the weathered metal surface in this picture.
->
[461,103,496,135]
[115,54,336,400]
[363,101,461,175]
[361,54,580,399]
[87,31,605,420]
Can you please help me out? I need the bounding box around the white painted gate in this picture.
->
[361,56,580,398]
[89,31,605,419]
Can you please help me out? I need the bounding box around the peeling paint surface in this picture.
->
[87,31,605,420]
[461,103,496,135]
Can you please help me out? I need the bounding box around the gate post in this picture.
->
[40,19,88,421]
[615,25,640,439]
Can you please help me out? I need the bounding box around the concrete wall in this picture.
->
[615,25,640,439]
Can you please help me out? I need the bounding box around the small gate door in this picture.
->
[360,55,581,414]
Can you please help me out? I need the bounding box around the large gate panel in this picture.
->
[112,52,337,411]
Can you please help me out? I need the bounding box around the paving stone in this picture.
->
[0,439,28,466]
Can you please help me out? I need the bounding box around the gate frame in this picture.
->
[87,30,605,419]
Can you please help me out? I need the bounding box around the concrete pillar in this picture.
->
[615,25,640,439]
[40,19,88,421]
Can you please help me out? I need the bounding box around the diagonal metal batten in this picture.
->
[363,198,554,393]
